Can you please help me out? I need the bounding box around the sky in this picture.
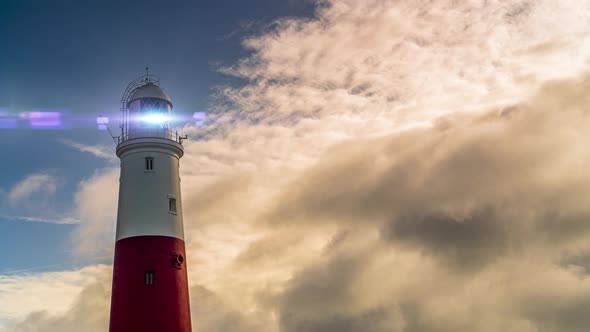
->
[3,0,590,331]
[0,0,316,272]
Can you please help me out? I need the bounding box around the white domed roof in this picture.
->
[128,83,171,104]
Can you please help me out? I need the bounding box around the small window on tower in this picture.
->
[145,157,154,170]
[144,271,154,285]
[169,197,177,214]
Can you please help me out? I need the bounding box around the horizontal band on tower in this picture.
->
[116,137,184,158]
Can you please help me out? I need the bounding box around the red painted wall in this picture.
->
[109,236,191,332]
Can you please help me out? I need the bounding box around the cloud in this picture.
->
[70,168,119,259]
[190,284,275,332]
[2,270,271,332]
[62,140,116,161]
[31,75,590,332]
[6,1,590,331]
[7,173,58,205]
[0,215,80,224]
[0,265,110,331]
[217,0,590,123]
[261,77,590,331]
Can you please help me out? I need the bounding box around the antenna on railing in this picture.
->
[178,134,188,145]
[97,115,119,145]
[106,126,119,145]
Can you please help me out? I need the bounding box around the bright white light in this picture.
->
[140,113,168,124]
[96,116,109,125]
[193,112,206,127]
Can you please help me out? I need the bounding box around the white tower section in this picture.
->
[115,137,184,240]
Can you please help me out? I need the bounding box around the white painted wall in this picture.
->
[115,138,185,241]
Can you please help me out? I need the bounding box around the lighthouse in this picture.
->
[109,74,191,332]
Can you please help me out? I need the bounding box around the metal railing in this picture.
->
[117,127,185,145]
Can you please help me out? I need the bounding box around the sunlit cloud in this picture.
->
[0,215,80,225]
[0,265,109,326]
[8,173,58,205]
[62,140,116,161]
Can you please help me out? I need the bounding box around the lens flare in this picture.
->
[29,112,62,129]
[97,116,109,130]
[140,113,168,124]
[0,110,17,129]
[193,112,206,127]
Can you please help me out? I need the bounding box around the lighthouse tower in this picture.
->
[109,74,191,332]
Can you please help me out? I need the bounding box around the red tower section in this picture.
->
[109,236,191,332]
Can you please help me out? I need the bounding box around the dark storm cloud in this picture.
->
[385,209,509,272]
[276,248,401,332]
[190,285,270,332]
[266,75,590,259]
[256,76,590,332]
[281,307,397,332]
[522,295,590,332]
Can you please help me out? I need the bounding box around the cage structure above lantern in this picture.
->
[118,73,183,144]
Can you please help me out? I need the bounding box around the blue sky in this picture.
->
[0,0,316,274]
